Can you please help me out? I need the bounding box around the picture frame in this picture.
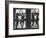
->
[5,1,45,38]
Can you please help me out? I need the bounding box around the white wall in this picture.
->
[0,0,5,38]
[0,0,46,38]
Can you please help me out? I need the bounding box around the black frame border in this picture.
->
[5,1,45,38]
